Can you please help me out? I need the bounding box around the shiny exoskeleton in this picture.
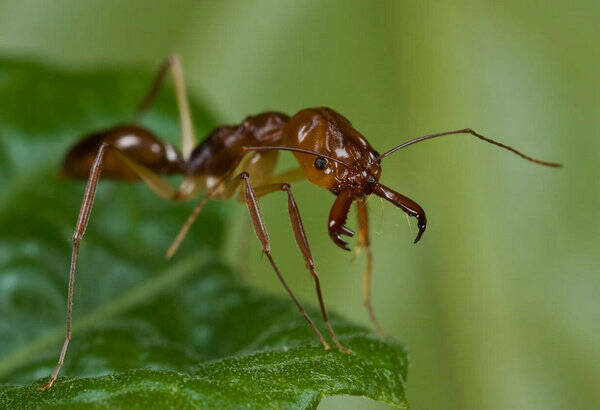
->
[41,55,561,391]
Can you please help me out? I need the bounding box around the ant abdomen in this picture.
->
[62,124,185,180]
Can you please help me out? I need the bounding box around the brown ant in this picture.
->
[40,55,561,390]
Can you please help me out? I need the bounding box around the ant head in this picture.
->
[247,107,560,252]
[284,107,382,196]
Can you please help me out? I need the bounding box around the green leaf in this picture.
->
[0,59,408,409]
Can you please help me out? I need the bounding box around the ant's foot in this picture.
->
[39,379,55,391]
[330,338,352,354]
[336,343,352,354]
[375,327,390,338]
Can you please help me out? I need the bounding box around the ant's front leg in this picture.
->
[252,182,351,353]
[237,173,331,351]
[280,184,351,353]
[40,143,109,391]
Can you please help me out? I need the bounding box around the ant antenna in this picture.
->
[243,146,353,167]
[377,128,561,167]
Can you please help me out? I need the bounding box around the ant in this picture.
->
[40,55,561,390]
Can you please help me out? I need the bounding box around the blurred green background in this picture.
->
[0,1,598,409]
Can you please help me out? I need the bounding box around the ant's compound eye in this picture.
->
[314,157,327,170]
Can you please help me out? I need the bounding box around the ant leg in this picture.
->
[248,169,305,198]
[356,198,387,336]
[280,184,351,353]
[42,144,200,391]
[109,148,180,199]
[239,173,330,350]
[165,195,209,259]
[135,54,196,160]
[251,181,351,352]
[165,174,238,259]
[164,155,269,260]
[165,154,288,260]
[41,143,109,391]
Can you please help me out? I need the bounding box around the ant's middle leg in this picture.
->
[165,151,282,259]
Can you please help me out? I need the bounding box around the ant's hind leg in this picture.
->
[42,143,198,391]
[238,173,331,351]
[135,54,196,160]
[356,198,387,336]
[40,143,110,391]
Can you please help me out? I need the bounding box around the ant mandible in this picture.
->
[40,55,561,390]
